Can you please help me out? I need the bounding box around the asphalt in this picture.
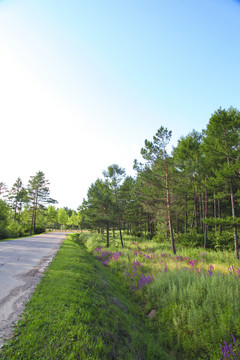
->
[0,232,66,347]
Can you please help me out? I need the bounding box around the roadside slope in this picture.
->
[0,234,171,360]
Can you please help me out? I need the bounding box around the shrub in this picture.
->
[0,224,8,240]
[177,231,204,248]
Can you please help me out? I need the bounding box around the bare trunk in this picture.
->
[230,180,239,259]
[214,192,217,232]
[119,220,124,248]
[148,213,151,233]
[199,194,203,231]
[224,131,239,259]
[218,197,222,234]
[165,157,176,254]
[204,178,208,249]
[106,220,109,248]
[193,181,198,233]
[185,195,188,234]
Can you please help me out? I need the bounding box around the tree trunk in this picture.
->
[148,213,151,233]
[225,135,239,259]
[119,220,124,248]
[230,179,239,259]
[204,178,208,248]
[165,157,176,254]
[193,180,198,233]
[218,197,222,234]
[199,194,203,231]
[106,220,109,248]
[213,192,217,232]
[185,195,188,234]
[201,192,204,231]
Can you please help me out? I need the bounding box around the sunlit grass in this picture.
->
[83,232,240,360]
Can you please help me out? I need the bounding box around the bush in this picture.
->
[207,230,235,251]
[177,231,204,248]
[0,224,8,240]
[34,225,46,234]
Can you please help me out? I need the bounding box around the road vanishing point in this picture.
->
[0,232,66,348]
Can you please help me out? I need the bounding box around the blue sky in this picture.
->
[0,0,240,209]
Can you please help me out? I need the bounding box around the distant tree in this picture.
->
[103,164,126,247]
[64,207,73,217]
[58,208,69,230]
[70,211,79,229]
[8,177,28,221]
[66,210,79,229]
[119,176,144,235]
[27,171,57,235]
[85,179,113,247]
[77,204,86,230]
[140,127,176,254]
[46,206,58,229]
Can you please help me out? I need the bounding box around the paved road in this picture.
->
[0,232,66,347]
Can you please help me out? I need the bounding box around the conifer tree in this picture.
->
[27,171,56,235]
[139,126,176,254]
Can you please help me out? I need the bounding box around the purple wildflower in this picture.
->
[138,274,154,289]
[219,335,239,360]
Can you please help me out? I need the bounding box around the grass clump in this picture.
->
[0,233,170,360]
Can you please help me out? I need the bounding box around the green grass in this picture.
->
[82,232,240,360]
[0,233,171,360]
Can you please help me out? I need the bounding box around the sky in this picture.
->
[0,0,240,209]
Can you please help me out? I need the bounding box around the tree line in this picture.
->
[81,107,240,258]
[0,171,82,239]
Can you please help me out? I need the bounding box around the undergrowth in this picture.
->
[81,232,240,360]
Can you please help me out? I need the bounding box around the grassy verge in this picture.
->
[0,234,171,360]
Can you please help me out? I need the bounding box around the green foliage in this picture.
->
[57,208,69,229]
[0,200,10,239]
[146,270,240,359]
[177,231,205,247]
[0,225,8,240]
[207,230,235,251]
[177,230,236,251]
[152,221,169,243]
[46,206,58,228]
[7,221,29,238]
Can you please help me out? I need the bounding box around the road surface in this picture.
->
[0,232,66,347]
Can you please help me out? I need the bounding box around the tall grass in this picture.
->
[147,270,240,359]
[84,232,240,360]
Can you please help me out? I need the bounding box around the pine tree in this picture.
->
[27,171,57,235]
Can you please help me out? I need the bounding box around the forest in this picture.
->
[81,107,240,258]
